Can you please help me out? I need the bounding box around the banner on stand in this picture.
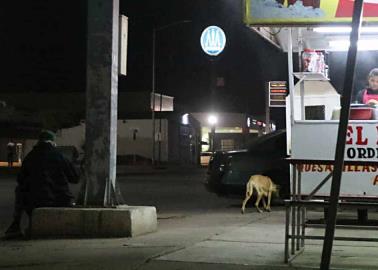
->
[244,0,378,25]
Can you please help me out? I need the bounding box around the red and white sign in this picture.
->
[292,121,378,197]
[336,0,378,17]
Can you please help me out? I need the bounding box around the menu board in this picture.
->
[269,81,287,107]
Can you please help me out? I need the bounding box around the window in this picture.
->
[221,139,234,151]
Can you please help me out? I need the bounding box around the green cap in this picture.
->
[39,130,56,142]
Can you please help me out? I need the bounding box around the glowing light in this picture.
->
[200,26,226,56]
[314,27,378,34]
[208,115,218,126]
[329,39,378,51]
[182,113,189,125]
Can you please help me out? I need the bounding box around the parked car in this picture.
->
[205,130,290,199]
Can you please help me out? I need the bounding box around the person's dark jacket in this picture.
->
[17,142,79,208]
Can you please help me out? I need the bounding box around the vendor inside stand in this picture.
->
[356,68,378,105]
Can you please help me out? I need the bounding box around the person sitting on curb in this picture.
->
[3,130,80,239]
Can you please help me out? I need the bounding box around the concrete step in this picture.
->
[31,205,157,238]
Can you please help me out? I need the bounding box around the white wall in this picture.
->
[56,124,86,152]
[23,139,38,158]
[117,119,168,161]
[292,81,340,121]
[22,120,169,162]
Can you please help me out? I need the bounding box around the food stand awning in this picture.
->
[244,1,378,52]
[244,0,378,26]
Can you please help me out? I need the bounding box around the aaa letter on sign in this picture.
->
[244,0,378,25]
[200,26,226,56]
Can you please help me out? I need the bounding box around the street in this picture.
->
[2,167,378,270]
[117,167,242,214]
[0,166,252,237]
[0,168,255,242]
[1,1,378,269]
[0,166,280,270]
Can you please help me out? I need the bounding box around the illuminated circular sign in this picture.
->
[200,26,226,56]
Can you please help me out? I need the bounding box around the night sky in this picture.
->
[119,0,288,114]
[2,0,378,123]
[0,1,87,92]
[0,0,289,119]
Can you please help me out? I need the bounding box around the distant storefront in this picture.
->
[191,112,269,153]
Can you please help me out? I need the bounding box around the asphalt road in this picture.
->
[0,166,243,233]
[2,167,378,269]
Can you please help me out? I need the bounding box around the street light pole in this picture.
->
[151,20,191,166]
[151,29,156,166]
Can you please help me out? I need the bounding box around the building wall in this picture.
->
[0,138,8,161]
[22,120,169,162]
[23,139,38,160]
[56,124,86,152]
[168,114,201,165]
[214,133,258,151]
[14,117,201,165]
[117,119,168,162]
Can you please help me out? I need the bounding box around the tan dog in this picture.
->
[241,175,279,214]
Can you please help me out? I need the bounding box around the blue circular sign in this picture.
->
[200,26,226,56]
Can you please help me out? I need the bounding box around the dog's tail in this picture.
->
[246,180,254,197]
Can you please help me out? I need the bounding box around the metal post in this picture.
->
[300,81,305,120]
[296,171,302,250]
[285,204,290,263]
[210,59,217,112]
[298,28,305,121]
[288,28,295,126]
[297,28,303,73]
[211,126,216,152]
[151,29,156,166]
[291,164,297,255]
[265,84,271,133]
[301,207,306,248]
[85,0,120,206]
[298,168,301,200]
[320,1,364,269]
[291,165,297,200]
[158,93,163,164]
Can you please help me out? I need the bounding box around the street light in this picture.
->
[208,114,218,126]
[151,20,191,166]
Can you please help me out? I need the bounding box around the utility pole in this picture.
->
[151,29,156,166]
[320,1,364,269]
[84,0,121,206]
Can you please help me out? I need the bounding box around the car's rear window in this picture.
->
[248,130,286,155]
[228,152,268,170]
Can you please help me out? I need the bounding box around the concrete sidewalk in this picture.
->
[1,209,378,270]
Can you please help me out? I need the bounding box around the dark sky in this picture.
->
[0,0,288,116]
[120,0,289,114]
[0,0,87,92]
